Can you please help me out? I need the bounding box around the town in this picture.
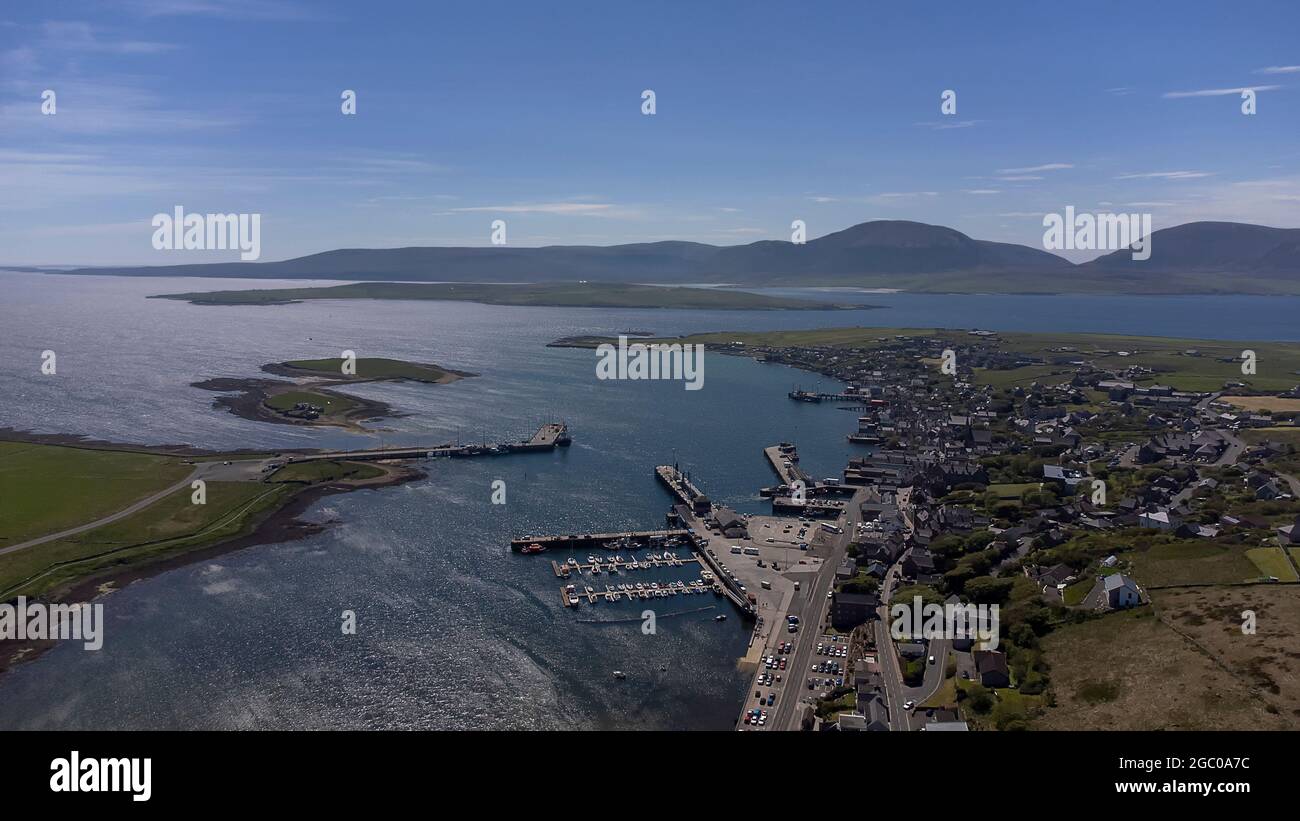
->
[544,327,1300,731]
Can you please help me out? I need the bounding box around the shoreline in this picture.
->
[0,459,424,680]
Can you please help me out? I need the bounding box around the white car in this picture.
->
[903,700,916,711]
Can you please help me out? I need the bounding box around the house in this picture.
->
[972,649,1011,688]
[1139,510,1179,531]
[831,591,879,631]
[1277,516,1300,545]
[711,506,748,539]
[861,693,890,731]
[896,641,928,659]
[1103,574,1142,609]
[901,547,936,579]
[1043,464,1087,488]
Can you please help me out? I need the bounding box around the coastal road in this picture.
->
[772,490,864,730]
[0,458,274,557]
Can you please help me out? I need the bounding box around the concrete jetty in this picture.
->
[286,423,570,463]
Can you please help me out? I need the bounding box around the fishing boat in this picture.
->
[520,542,546,555]
[612,671,626,680]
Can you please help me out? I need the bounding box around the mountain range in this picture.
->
[43,220,1300,295]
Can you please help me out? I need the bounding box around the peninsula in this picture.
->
[150,281,873,310]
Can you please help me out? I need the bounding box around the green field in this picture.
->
[648,327,1300,393]
[0,442,192,546]
[263,389,359,411]
[0,481,293,599]
[988,482,1042,499]
[277,357,457,383]
[1245,547,1299,581]
[1241,428,1300,446]
[151,282,863,311]
[269,460,384,484]
[1124,540,1263,587]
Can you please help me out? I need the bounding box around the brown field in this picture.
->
[1223,396,1300,412]
[1032,586,1300,730]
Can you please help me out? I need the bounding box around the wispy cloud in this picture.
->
[39,21,178,55]
[913,120,981,130]
[124,0,327,21]
[962,189,1000,195]
[1115,170,1214,180]
[449,202,629,216]
[1254,66,1300,75]
[996,163,1073,174]
[1162,85,1280,98]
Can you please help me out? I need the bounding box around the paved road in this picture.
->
[0,458,274,557]
[772,490,864,730]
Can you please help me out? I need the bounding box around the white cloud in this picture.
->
[1114,171,1214,180]
[996,163,1073,174]
[450,202,626,216]
[1255,66,1300,75]
[913,120,980,130]
[1162,85,1280,98]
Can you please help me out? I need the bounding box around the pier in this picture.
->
[287,422,571,463]
[654,464,706,507]
[788,389,870,403]
[549,552,699,578]
[763,443,809,486]
[559,578,720,607]
[510,528,690,553]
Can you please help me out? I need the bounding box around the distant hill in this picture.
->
[57,220,1069,285]
[1083,222,1300,273]
[48,219,1300,294]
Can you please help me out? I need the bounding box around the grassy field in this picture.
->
[269,460,384,484]
[1223,397,1300,412]
[0,481,293,599]
[152,282,862,311]
[653,327,1300,393]
[1125,540,1264,587]
[0,442,192,547]
[1033,599,1296,730]
[275,357,460,383]
[1240,428,1300,445]
[262,390,363,414]
[1245,547,1299,581]
[988,482,1042,499]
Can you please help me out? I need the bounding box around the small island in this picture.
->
[193,357,476,430]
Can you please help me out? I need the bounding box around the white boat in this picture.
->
[613,671,626,680]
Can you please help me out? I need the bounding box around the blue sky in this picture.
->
[2,0,1298,265]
